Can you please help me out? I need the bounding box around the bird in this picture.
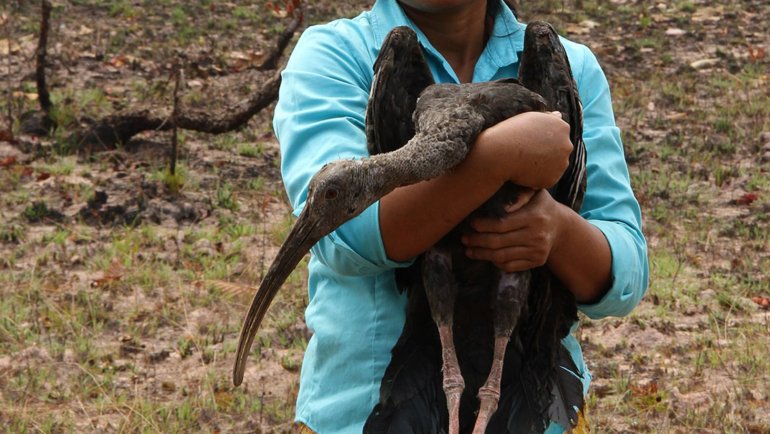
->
[233,21,586,434]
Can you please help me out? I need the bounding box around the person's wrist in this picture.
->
[472,128,514,187]
[475,117,532,187]
[546,199,571,262]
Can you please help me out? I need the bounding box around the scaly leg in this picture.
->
[422,248,463,434]
[472,270,530,434]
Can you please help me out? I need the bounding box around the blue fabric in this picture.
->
[272,1,649,432]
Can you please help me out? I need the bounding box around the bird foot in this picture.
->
[472,385,501,434]
[471,335,509,434]
[443,369,465,434]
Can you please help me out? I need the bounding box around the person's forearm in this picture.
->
[380,112,572,262]
[549,204,612,303]
[380,139,505,262]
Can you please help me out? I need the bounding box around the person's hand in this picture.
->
[476,111,573,190]
[461,189,567,272]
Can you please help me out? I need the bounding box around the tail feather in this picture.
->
[363,341,445,434]
[364,286,446,434]
[547,345,585,429]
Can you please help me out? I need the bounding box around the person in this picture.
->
[272,1,648,432]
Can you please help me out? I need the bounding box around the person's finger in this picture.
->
[462,227,530,248]
[468,214,526,233]
[496,259,539,273]
[465,245,531,263]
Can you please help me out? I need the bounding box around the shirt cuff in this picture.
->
[293,200,415,277]
[578,219,648,319]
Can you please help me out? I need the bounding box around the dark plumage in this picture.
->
[233,21,586,434]
[363,23,586,434]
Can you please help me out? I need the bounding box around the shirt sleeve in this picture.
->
[570,45,649,319]
[273,23,413,277]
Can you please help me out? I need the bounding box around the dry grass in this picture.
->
[1,0,768,432]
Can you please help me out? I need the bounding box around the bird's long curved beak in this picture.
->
[233,205,322,386]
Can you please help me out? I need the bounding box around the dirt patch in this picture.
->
[1,0,769,432]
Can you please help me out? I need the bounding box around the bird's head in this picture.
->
[304,159,374,235]
[232,158,377,387]
[522,21,562,59]
[373,26,423,77]
[519,22,572,95]
[519,21,578,127]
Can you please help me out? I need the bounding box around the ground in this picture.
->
[0,0,768,433]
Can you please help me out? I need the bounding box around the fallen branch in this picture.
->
[75,70,282,150]
[36,0,53,115]
[73,2,303,150]
[20,0,55,136]
[257,4,304,71]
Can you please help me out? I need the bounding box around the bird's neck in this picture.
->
[361,142,467,199]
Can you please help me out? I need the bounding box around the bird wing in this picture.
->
[518,21,587,212]
[364,281,446,434]
[366,26,434,156]
[551,48,586,212]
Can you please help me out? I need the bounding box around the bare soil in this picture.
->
[1,0,768,433]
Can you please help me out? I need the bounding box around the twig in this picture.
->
[170,65,183,176]
[3,7,13,132]
[257,3,304,71]
[36,0,53,116]
[71,2,301,150]
[75,70,282,149]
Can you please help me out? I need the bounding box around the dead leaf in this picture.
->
[12,91,39,101]
[0,129,14,143]
[187,79,204,89]
[690,58,720,70]
[692,6,724,23]
[197,279,256,297]
[77,25,94,36]
[665,28,686,36]
[0,156,16,167]
[227,50,249,61]
[747,45,766,62]
[631,380,659,397]
[107,55,127,68]
[564,23,589,35]
[733,193,759,206]
[91,260,125,288]
[751,296,770,310]
[106,55,138,68]
[214,389,234,408]
[665,112,687,121]
[0,38,20,56]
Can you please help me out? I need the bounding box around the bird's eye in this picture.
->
[324,189,338,200]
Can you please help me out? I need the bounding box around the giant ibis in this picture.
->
[234,21,586,434]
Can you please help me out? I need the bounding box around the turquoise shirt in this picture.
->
[273,1,649,432]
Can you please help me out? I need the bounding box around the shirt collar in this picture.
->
[369,0,526,82]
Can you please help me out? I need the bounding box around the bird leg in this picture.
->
[472,270,531,434]
[422,248,463,434]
